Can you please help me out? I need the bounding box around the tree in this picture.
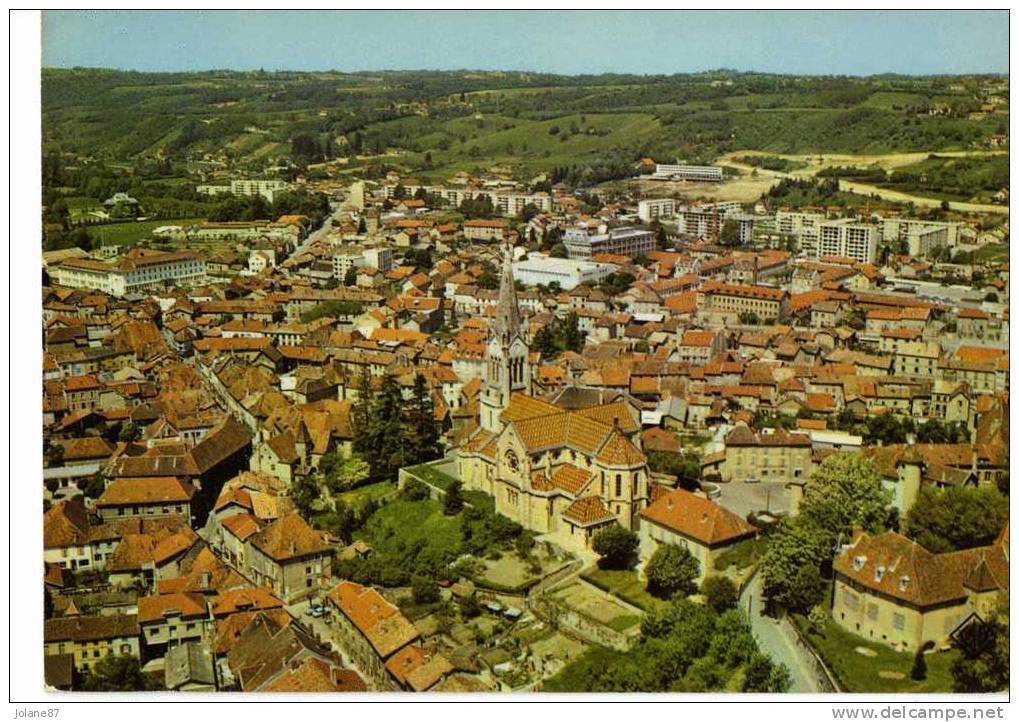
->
[343,266,357,286]
[291,474,321,517]
[743,653,792,693]
[550,243,568,258]
[83,472,107,500]
[81,654,161,691]
[118,421,140,442]
[406,374,440,463]
[718,219,741,246]
[799,453,890,539]
[950,615,1009,693]
[645,543,700,599]
[760,517,831,613]
[444,480,464,516]
[357,216,367,234]
[910,648,928,681]
[701,575,738,612]
[411,574,440,604]
[460,591,481,618]
[476,271,498,289]
[330,455,371,492]
[905,485,1009,553]
[592,524,639,570]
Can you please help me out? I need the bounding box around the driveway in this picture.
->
[740,573,824,693]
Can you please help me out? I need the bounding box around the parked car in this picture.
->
[308,604,327,618]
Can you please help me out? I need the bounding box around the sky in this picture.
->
[41,10,1008,76]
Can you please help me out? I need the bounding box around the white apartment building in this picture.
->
[637,198,676,223]
[363,247,393,273]
[816,220,881,264]
[54,250,207,297]
[382,183,552,215]
[563,225,655,259]
[512,254,617,290]
[652,164,724,182]
[197,179,290,203]
[881,218,958,257]
[675,202,752,243]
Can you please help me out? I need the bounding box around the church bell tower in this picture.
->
[480,242,531,433]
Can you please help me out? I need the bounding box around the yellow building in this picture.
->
[458,244,650,551]
[722,424,812,484]
[44,614,141,674]
[832,528,1009,652]
[639,488,757,583]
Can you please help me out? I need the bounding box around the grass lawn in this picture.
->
[89,217,205,246]
[972,243,1009,264]
[581,567,661,612]
[334,480,396,510]
[463,489,495,514]
[606,614,642,632]
[404,462,458,491]
[356,498,462,551]
[793,616,958,693]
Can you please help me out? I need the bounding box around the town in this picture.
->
[38,66,1008,695]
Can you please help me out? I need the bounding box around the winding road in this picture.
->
[739,572,826,693]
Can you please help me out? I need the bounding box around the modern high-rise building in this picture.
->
[816,220,881,264]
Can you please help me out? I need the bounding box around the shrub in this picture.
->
[401,479,430,502]
[592,524,639,570]
[411,574,439,604]
[645,543,700,599]
[910,649,927,681]
[701,575,738,612]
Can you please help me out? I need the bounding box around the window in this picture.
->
[893,613,905,631]
[615,475,622,497]
[867,603,878,621]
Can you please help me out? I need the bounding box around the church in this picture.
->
[457,244,652,551]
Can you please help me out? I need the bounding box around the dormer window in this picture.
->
[899,575,910,592]
[874,566,885,582]
[852,555,866,571]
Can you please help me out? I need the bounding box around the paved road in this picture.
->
[740,573,824,694]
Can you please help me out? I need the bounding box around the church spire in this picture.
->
[494,240,521,345]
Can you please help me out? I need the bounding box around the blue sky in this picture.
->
[42,10,1008,76]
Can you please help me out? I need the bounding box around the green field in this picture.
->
[404,461,459,491]
[793,616,958,693]
[581,567,661,612]
[88,217,205,246]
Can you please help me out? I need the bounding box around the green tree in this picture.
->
[411,573,440,604]
[444,480,464,516]
[645,543,700,599]
[760,517,831,613]
[550,243,568,258]
[950,615,1009,693]
[910,648,928,681]
[592,524,639,570]
[701,575,738,612]
[476,271,498,289]
[83,472,106,500]
[331,455,371,492]
[291,474,321,517]
[799,453,890,539]
[118,421,140,442]
[343,266,357,286]
[406,374,440,463]
[81,654,161,691]
[718,219,741,246]
[743,653,792,692]
[905,485,1009,553]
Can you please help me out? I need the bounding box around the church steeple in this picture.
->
[494,241,522,345]
[480,241,531,433]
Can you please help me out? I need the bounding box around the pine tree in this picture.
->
[406,374,439,463]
